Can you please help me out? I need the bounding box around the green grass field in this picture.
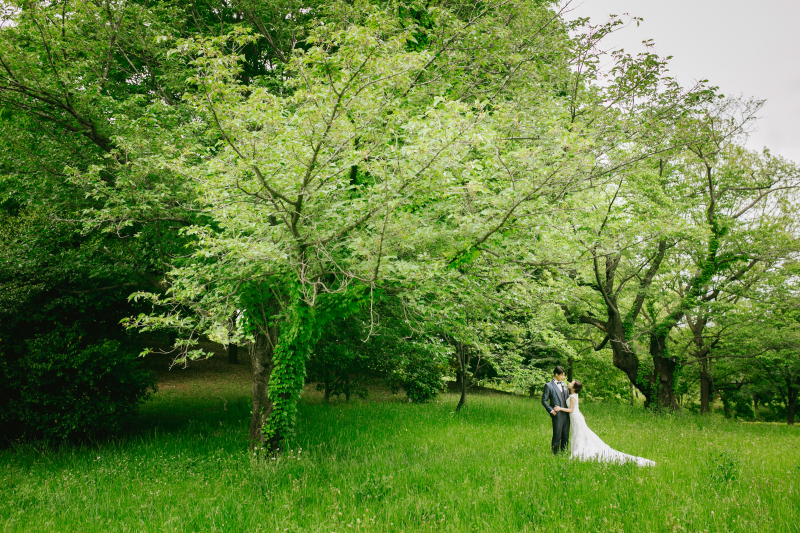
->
[1,364,798,533]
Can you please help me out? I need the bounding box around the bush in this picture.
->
[387,345,447,403]
[1,325,156,442]
[720,388,755,419]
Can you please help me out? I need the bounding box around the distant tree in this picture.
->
[725,295,800,425]
[561,97,800,411]
[664,101,800,414]
[307,317,371,403]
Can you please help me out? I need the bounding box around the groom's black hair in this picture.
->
[553,366,566,376]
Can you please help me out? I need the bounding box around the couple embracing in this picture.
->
[541,366,655,467]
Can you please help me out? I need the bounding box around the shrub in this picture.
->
[387,345,447,403]
[720,388,755,419]
[1,325,156,442]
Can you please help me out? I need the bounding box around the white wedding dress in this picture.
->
[568,394,655,467]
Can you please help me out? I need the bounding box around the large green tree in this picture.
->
[127,1,720,446]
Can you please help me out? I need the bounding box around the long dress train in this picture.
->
[568,394,655,467]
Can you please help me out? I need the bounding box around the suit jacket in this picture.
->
[541,380,568,415]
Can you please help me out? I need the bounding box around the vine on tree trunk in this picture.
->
[263,294,317,447]
[244,278,370,449]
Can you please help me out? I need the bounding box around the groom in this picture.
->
[541,366,569,455]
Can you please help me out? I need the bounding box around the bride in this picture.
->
[554,380,655,467]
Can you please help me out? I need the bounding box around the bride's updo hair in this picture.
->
[572,381,583,394]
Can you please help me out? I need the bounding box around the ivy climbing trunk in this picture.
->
[249,328,278,449]
[688,316,714,414]
[247,287,365,451]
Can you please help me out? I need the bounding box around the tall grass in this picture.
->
[1,377,798,533]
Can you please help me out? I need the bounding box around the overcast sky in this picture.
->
[562,0,800,163]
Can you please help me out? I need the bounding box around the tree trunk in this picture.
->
[457,374,467,411]
[228,342,239,365]
[629,381,634,406]
[652,355,678,410]
[455,343,469,412]
[345,375,351,403]
[249,328,278,449]
[227,311,239,364]
[604,316,680,410]
[567,357,574,382]
[609,334,641,390]
[788,383,797,426]
[567,240,669,410]
[323,379,331,404]
[699,359,712,414]
[606,316,654,406]
[650,332,679,411]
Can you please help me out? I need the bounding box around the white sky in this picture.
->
[562,0,800,163]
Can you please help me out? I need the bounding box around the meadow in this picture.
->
[1,362,798,533]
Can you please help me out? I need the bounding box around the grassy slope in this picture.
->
[1,363,798,533]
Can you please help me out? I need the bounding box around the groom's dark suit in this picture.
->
[541,379,570,454]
